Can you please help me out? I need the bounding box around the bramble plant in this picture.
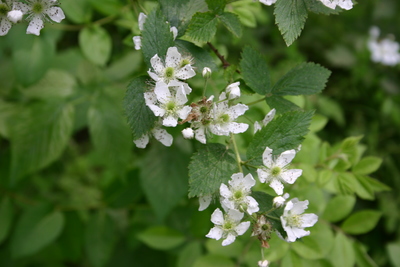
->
[0,0,399,266]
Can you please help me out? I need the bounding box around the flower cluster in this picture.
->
[0,0,65,36]
[368,26,400,66]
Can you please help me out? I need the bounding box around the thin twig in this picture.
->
[207,42,241,73]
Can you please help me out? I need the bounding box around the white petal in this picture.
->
[228,122,249,134]
[147,104,165,117]
[269,179,284,195]
[7,10,23,23]
[210,208,224,225]
[218,92,227,101]
[242,173,256,189]
[175,86,188,105]
[227,104,249,119]
[194,127,206,144]
[235,221,250,235]
[170,26,178,39]
[222,233,236,246]
[254,121,262,134]
[165,47,182,68]
[133,36,142,50]
[290,199,308,215]
[133,134,149,148]
[178,106,191,120]
[221,198,235,210]
[168,80,192,94]
[301,214,318,227]
[150,54,165,75]
[319,0,337,9]
[206,227,223,240]
[144,91,157,105]
[148,70,161,82]
[281,169,302,184]
[138,12,147,31]
[182,128,194,139]
[275,149,296,167]
[338,0,353,10]
[154,82,171,103]
[199,195,212,211]
[0,18,12,36]
[12,2,30,13]
[259,0,277,6]
[226,82,241,99]
[45,7,65,23]
[26,16,44,36]
[229,172,244,188]
[152,128,173,146]
[227,209,244,222]
[220,183,233,199]
[262,109,276,126]
[262,147,274,168]
[163,115,178,127]
[257,168,269,183]
[175,64,196,80]
[246,196,259,214]
[291,227,310,240]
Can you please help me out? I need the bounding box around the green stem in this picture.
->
[245,96,267,106]
[203,78,208,97]
[230,133,243,173]
[265,214,280,221]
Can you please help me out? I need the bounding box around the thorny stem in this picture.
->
[230,133,243,173]
[207,42,241,73]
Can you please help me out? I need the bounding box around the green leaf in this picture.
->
[341,210,382,235]
[317,169,333,186]
[304,0,340,15]
[328,232,355,267]
[353,174,375,200]
[175,40,217,72]
[137,226,186,250]
[177,242,202,267]
[247,110,313,164]
[272,63,331,96]
[352,156,383,175]
[88,93,132,172]
[88,0,123,16]
[0,197,13,245]
[23,69,76,99]
[85,212,117,267]
[124,76,157,140]
[334,172,357,195]
[140,143,189,220]
[193,254,235,267]
[159,0,207,35]
[322,195,355,223]
[141,8,175,66]
[219,12,242,38]
[354,242,379,267]
[281,250,307,267]
[240,46,271,95]
[205,239,243,258]
[266,95,302,113]
[188,143,237,198]
[274,0,308,46]
[79,25,112,66]
[10,101,75,181]
[206,0,226,14]
[186,12,218,42]
[58,212,85,262]
[340,135,363,165]
[106,51,143,82]
[61,0,92,24]
[387,243,400,267]
[309,114,328,133]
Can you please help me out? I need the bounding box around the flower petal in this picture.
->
[138,12,147,31]
[222,233,236,246]
[210,208,224,225]
[0,18,12,36]
[148,70,160,82]
[152,127,173,146]
[150,54,164,75]
[147,104,165,117]
[133,36,142,50]
[262,147,274,168]
[12,2,30,13]
[275,149,296,168]
[227,104,249,119]
[165,47,181,68]
[254,121,262,134]
[289,198,308,215]
[26,15,44,36]
[45,7,65,23]
[175,86,188,105]
[262,108,276,126]
[300,213,318,227]
[194,127,206,144]
[175,64,196,80]
[199,195,212,211]
[235,221,250,235]
[206,226,223,240]
[257,168,270,183]
[242,173,256,189]
[220,183,232,199]
[269,179,284,195]
[154,83,171,103]
[281,169,302,184]
[227,209,244,222]
[246,196,259,214]
[163,115,178,127]
[228,122,249,134]
[133,134,149,148]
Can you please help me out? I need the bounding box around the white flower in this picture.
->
[220,173,259,215]
[138,12,147,31]
[259,0,277,6]
[280,198,318,242]
[206,208,250,246]
[209,94,249,136]
[14,0,65,36]
[133,125,173,148]
[257,147,302,195]
[202,67,212,78]
[148,47,196,84]
[225,82,241,100]
[254,109,276,134]
[7,10,23,23]
[0,0,14,36]
[132,36,142,50]
[182,128,194,139]
[368,26,400,66]
[273,193,289,208]
[144,82,192,127]
[199,194,212,211]
[258,260,270,267]
[319,0,353,10]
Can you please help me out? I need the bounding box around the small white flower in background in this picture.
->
[368,26,400,66]
[132,36,142,50]
[138,12,147,31]
[206,208,250,246]
[182,128,194,139]
[7,9,23,23]
[144,82,192,127]
[133,125,173,148]
[225,82,241,100]
[273,193,289,208]
[220,173,259,215]
[148,47,196,84]
[198,194,212,211]
[13,0,65,36]
[202,67,212,78]
[280,198,318,242]
[259,0,277,6]
[254,109,276,134]
[0,0,14,36]
[257,147,302,195]
[258,260,270,267]
[319,0,353,10]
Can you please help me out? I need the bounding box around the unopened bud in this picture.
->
[7,10,23,24]
[226,81,240,99]
[258,260,269,267]
[202,67,212,78]
[182,128,194,139]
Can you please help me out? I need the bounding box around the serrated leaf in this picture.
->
[266,95,302,113]
[88,93,132,172]
[272,63,331,96]
[341,210,382,235]
[247,110,313,164]
[10,101,75,181]
[219,12,242,38]
[137,226,185,250]
[322,195,355,223]
[85,212,117,267]
[140,143,189,220]
[175,39,217,72]
[274,0,308,46]
[142,8,175,66]
[328,232,355,267]
[79,25,112,66]
[0,197,13,245]
[206,0,226,14]
[352,156,382,175]
[188,143,237,198]
[240,46,271,95]
[186,12,218,42]
[304,0,340,15]
[124,76,157,140]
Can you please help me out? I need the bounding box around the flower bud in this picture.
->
[7,10,23,24]
[202,67,212,78]
[273,193,289,208]
[182,128,194,139]
[132,36,142,50]
[258,260,269,267]
[226,81,241,99]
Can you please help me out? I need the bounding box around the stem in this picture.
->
[207,42,241,73]
[245,96,267,106]
[203,78,208,97]
[230,133,243,173]
[49,14,117,31]
[265,214,280,221]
